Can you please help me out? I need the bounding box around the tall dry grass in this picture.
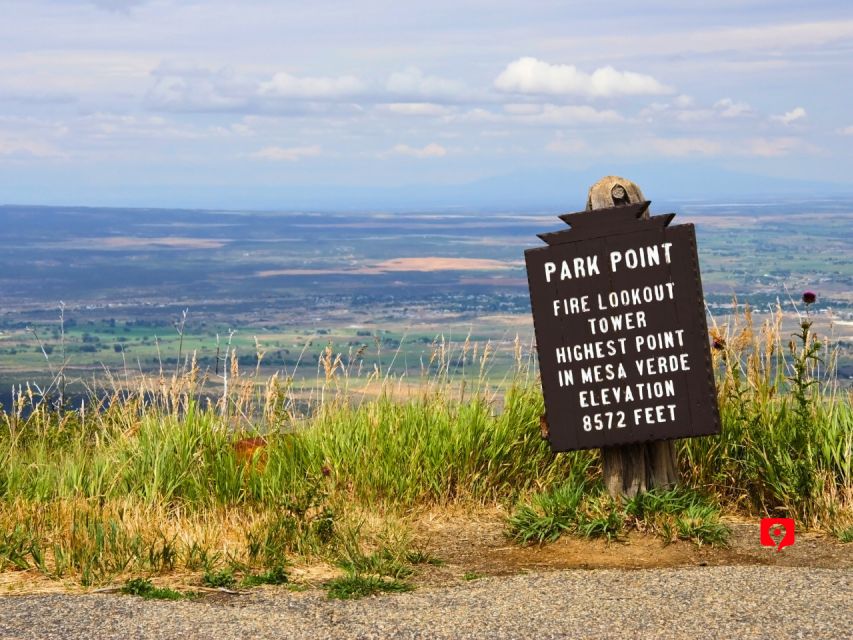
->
[0,305,850,587]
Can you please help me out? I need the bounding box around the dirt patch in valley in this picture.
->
[256,257,515,278]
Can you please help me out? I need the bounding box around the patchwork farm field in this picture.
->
[0,196,851,402]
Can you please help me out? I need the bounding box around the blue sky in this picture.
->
[1,0,852,209]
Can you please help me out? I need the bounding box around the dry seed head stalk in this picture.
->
[188,352,199,387]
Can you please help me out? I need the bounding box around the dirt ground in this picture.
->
[406,509,853,589]
[1,509,850,596]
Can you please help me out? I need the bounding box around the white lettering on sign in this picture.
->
[543,255,601,282]
[530,226,715,444]
[582,411,627,431]
[579,379,676,408]
[634,353,691,376]
[579,362,627,384]
[596,283,675,310]
[555,338,627,364]
[586,311,647,335]
[558,369,574,387]
[552,294,590,317]
[609,242,673,273]
[633,404,677,425]
[635,330,685,353]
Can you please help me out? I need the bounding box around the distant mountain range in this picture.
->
[3,162,851,212]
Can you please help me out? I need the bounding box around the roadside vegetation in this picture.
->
[0,299,850,595]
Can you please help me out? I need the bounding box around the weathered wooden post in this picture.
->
[525,176,720,498]
[589,177,678,497]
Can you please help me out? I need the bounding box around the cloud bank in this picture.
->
[494,57,673,98]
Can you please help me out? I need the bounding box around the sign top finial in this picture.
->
[587,176,645,211]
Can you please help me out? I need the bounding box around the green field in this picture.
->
[1,197,851,402]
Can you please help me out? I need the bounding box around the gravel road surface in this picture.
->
[1,566,850,639]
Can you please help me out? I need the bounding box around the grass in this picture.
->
[324,574,414,600]
[405,549,444,566]
[0,303,850,590]
[121,577,195,601]
[625,488,730,545]
[682,305,852,529]
[507,485,728,546]
[202,568,236,589]
[241,565,289,587]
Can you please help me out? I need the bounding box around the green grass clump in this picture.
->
[337,547,413,580]
[202,568,236,589]
[625,488,729,545]
[241,565,289,587]
[509,485,728,546]
[324,574,413,600]
[507,481,587,544]
[835,527,853,543]
[405,549,444,566]
[576,495,624,541]
[121,577,194,601]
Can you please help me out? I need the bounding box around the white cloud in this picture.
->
[386,68,467,100]
[525,104,623,125]
[385,143,447,158]
[839,125,853,136]
[639,136,813,158]
[249,145,322,161]
[740,137,807,157]
[378,102,452,117]
[714,98,752,118]
[545,136,587,154]
[452,104,622,126]
[148,66,254,112]
[686,19,853,54]
[0,135,65,159]
[541,19,853,60]
[259,72,364,99]
[450,108,502,124]
[148,65,371,112]
[494,57,672,98]
[90,0,149,12]
[647,137,723,157]
[772,107,807,125]
[502,103,541,115]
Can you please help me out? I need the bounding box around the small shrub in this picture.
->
[241,565,289,587]
[507,481,588,544]
[325,574,413,600]
[625,488,730,546]
[577,496,623,541]
[202,568,236,589]
[0,526,33,571]
[121,578,193,601]
[510,486,729,546]
[337,548,413,580]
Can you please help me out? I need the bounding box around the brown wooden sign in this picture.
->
[525,201,720,451]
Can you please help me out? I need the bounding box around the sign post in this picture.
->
[525,177,720,497]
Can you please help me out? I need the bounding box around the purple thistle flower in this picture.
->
[802,291,816,305]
